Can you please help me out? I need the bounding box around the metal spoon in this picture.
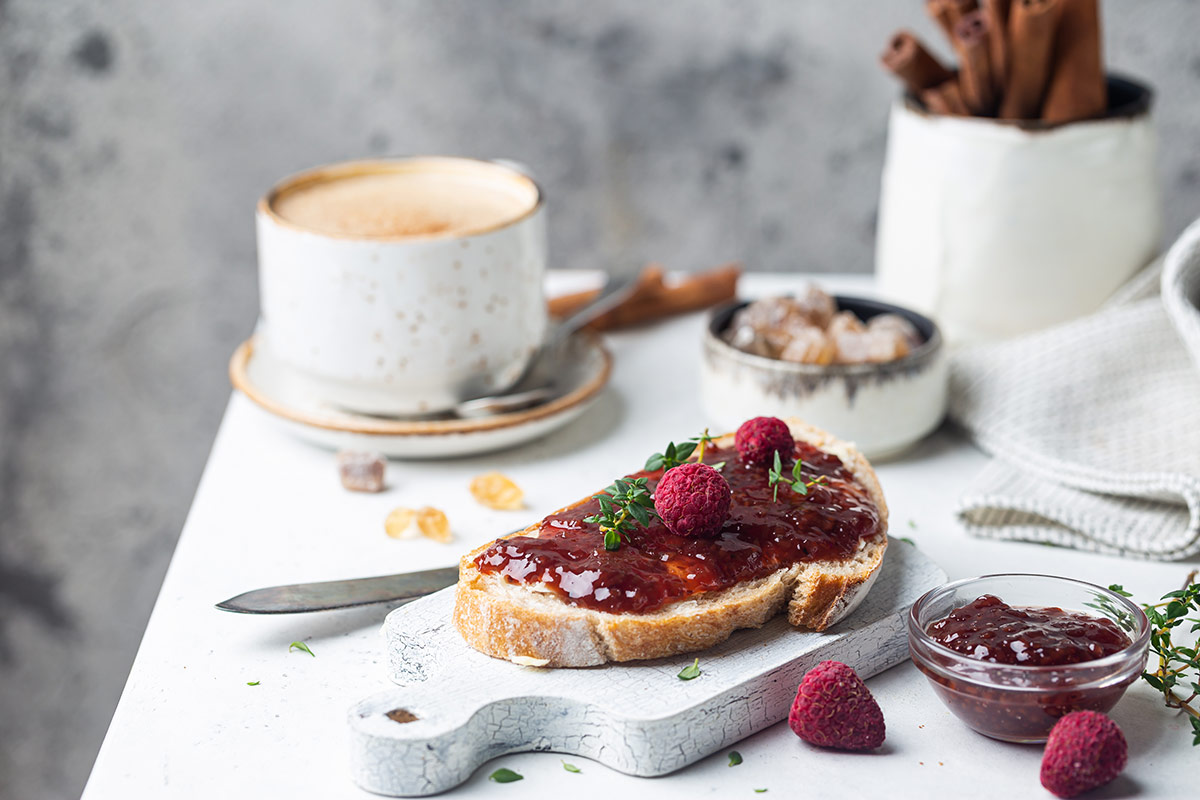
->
[453,387,556,418]
[345,274,637,421]
[452,273,636,417]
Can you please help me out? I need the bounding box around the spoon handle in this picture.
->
[550,273,639,345]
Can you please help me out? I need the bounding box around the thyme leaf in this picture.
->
[767,451,827,502]
[288,641,315,657]
[585,477,657,551]
[489,768,523,783]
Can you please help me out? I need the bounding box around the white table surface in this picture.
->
[84,273,1197,799]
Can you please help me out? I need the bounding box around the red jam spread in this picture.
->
[927,595,1131,666]
[473,442,881,614]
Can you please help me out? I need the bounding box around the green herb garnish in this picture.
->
[246,680,261,686]
[1084,587,1136,631]
[646,429,721,472]
[755,789,768,794]
[908,519,917,529]
[489,768,523,783]
[1107,574,1200,745]
[767,451,827,502]
[678,658,701,681]
[562,760,581,773]
[584,477,657,551]
[645,440,697,472]
[690,428,718,462]
[728,751,743,766]
[288,641,315,657]
[898,536,915,546]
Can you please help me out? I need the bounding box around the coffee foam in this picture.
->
[269,160,538,239]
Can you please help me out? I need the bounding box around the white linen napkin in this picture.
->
[948,218,1200,560]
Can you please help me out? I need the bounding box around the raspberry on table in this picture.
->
[652,462,731,538]
[735,417,794,465]
[1040,711,1127,798]
[789,660,885,750]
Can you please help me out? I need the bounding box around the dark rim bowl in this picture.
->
[706,294,944,376]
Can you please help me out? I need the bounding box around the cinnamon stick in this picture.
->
[547,265,664,319]
[927,0,955,39]
[548,263,741,331]
[953,10,998,115]
[881,31,955,94]
[984,0,1012,96]
[1040,0,1106,123]
[927,0,979,41]
[1000,0,1063,120]
[921,79,970,115]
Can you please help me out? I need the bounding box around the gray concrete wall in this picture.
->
[0,1,1197,797]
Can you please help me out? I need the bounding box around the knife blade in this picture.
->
[215,565,460,614]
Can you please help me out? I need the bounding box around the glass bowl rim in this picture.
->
[909,572,1151,678]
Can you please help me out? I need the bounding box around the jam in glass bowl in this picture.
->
[908,574,1149,743]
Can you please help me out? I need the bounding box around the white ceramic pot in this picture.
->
[876,76,1161,345]
[701,297,948,460]
[256,157,547,416]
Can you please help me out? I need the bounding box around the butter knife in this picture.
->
[215,565,459,614]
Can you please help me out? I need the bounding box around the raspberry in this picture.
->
[735,417,794,465]
[789,661,885,750]
[652,462,731,538]
[1040,712,1127,798]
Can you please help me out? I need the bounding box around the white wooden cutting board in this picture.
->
[348,540,945,796]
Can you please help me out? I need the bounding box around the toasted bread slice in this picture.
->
[453,419,889,667]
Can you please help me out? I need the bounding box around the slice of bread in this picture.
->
[453,419,889,667]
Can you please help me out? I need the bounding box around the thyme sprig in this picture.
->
[645,429,722,472]
[605,430,726,551]
[690,428,718,462]
[584,477,658,551]
[645,440,696,472]
[767,451,827,502]
[1104,572,1200,746]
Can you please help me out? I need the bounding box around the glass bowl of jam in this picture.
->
[908,574,1149,743]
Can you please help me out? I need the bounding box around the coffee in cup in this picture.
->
[256,157,547,416]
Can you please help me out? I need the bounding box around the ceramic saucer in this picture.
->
[229,333,611,458]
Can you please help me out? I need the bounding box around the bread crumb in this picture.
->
[510,655,550,667]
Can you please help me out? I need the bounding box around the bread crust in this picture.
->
[453,419,889,667]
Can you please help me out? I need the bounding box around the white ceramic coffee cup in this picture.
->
[255,157,547,416]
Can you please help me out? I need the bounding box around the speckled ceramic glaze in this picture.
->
[256,157,547,415]
[228,331,611,458]
[701,296,948,459]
